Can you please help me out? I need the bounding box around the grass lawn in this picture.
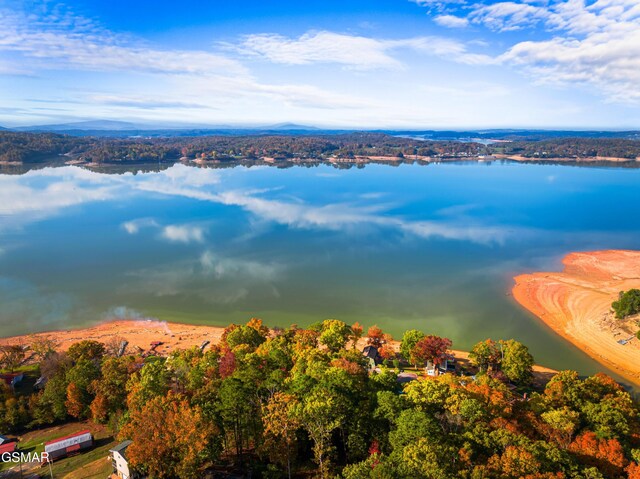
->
[62,456,113,479]
[1,421,117,478]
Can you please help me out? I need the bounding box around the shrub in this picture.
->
[612,289,640,319]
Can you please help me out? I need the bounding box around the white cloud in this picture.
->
[161,225,205,244]
[409,0,640,103]
[0,3,383,118]
[434,14,470,28]
[497,0,640,102]
[200,250,279,280]
[0,6,246,76]
[122,218,158,234]
[235,31,404,69]
[234,31,493,69]
[470,2,550,31]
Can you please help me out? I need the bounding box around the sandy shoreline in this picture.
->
[0,319,556,385]
[513,250,640,386]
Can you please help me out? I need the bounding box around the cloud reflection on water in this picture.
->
[0,164,514,245]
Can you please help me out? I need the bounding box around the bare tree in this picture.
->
[0,344,27,372]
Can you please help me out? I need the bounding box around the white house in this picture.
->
[110,440,135,479]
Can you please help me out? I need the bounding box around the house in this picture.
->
[44,430,93,462]
[425,354,456,377]
[110,440,138,479]
[0,441,17,455]
[363,345,382,369]
[0,373,24,388]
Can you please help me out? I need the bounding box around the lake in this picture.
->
[1,160,639,381]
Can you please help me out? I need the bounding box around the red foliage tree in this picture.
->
[569,431,628,477]
[366,326,385,348]
[410,335,452,368]
[219,347,236,379]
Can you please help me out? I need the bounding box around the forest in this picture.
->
[1,319,639,479]
[2,130,640,165]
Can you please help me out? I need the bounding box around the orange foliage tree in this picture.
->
[119,394,218,479]
[569,431,628,477]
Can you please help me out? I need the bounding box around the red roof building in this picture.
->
[0,441,17,454]
[44,430,93,461]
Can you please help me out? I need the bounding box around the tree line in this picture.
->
[1,319,639,478]
[3,131,639,165]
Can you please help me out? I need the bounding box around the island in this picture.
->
[513,249,640,386]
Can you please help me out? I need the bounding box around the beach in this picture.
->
[0,319,557,387]
[513,250,640,386]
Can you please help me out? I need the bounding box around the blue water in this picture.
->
[1,161,639,382]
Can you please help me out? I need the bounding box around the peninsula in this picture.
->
[513,250,640,386]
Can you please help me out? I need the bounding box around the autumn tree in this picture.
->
[410,335,452,370]
[90,356,135,423]
[120,394,218,479]
[262,392,301,479]
[569,431,628,477]
[541,407,580,449]
[350,322,364,349]
[64,358,100,419]
[366,326,387,348]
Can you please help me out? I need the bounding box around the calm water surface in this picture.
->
[1,161,639,383]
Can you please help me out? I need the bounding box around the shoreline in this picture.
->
[512,250,640,387]
[0,319,557,386]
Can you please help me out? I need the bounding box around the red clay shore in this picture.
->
[513,250,640,386]
[0,319,557,387]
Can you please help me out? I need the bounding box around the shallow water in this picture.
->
[1,160,639,384]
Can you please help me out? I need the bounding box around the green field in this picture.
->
[1,421,116,478]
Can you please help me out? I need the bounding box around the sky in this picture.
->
[1,0,640,129]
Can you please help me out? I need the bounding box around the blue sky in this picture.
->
[1,0,639,128]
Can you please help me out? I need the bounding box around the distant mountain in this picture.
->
[264,123,320,131]
[17,120,146,132]
[10,120,640,140]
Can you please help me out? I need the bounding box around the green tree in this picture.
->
[218,376,257,466]
[225,325,267,350]
[126,359,170,412]
[612,289,640,319]
[67,340,106,362]
[318,319,352,353]
[400,330,424,365]
[469,339,501,372]
[500,339,534,385]
[295,387,344,479]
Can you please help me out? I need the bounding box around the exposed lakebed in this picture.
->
[1,161,639,383]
